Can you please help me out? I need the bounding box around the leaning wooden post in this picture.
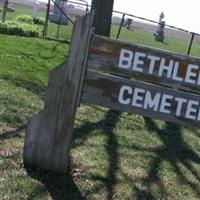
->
[23,12,94,173]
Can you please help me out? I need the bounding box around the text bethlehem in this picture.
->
[118,49,200,85]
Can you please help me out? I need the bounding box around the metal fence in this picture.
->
[43,0,90,40]
[1,0,200,58]
[45,1,200,57]
[111,11,200,58]
[0,0,88,42]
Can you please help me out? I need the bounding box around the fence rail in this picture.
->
[111,10,200,58]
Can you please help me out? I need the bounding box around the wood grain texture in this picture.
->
[87,35,200,94]
[23,12,94,172]
[82,71,200,128]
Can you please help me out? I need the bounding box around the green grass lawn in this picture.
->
[0,33,200,200]
[0,34,68,130]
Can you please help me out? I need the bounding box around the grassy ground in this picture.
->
[0,34,200,200]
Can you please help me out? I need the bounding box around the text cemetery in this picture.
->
[118,85,200,121]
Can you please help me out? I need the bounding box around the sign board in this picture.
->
[82,72,200,128]
[24,13,200,173]
[88,36,200,93]
[84,35,200,127]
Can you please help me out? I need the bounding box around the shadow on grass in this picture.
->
[124,117,200,199]
[109,117,200,199]
[0,125,25,140]
[74,112,200,199]
[26,168,87,200]
[0,74,46,99]
[1,41,68,99]
[25,109,121,200]
[73,109,121,199]
[74,109,122,199]
[23,108,199,199]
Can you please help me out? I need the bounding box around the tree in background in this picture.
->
[2,0,8,23]
[91,0,114,37]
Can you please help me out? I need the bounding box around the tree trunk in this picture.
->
[92,0,114,37]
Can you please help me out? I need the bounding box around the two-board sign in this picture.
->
[83,35,200,128]
[24,13,200,173]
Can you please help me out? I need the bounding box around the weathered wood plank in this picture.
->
[87,35,200,94]
[23,12,94,173]
[82,71,200,128]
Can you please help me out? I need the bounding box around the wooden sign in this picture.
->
[84,35,200,128]
[24,13,200,173]
[88,35,200,93]
[82,72,200,128]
